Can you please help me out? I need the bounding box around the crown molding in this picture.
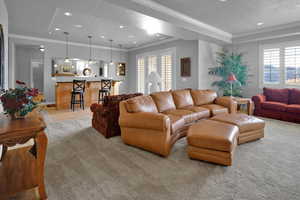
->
[128,38,178,51]
[8,34,128,52]
[233,21,300,38]
[233,32,300,45]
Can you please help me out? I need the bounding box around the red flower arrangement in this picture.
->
[0,81,40,119]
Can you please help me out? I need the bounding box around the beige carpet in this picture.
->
[38,113,300,199]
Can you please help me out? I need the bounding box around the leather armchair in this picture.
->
[90,93,143,138]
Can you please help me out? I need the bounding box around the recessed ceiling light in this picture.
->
[257,22,264,26]
[74,24,83,28]
[133,41,137,44]
[128,35,135,38]
[219,0,227,2]
[64,12,72,16]
[55,28,61,31]
[119,25,125,29]
[100,35,105,38]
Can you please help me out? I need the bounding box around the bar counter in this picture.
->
[55,79,121,110]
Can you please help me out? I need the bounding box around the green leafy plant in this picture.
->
[0,80,40,119]
[209,51,248,97]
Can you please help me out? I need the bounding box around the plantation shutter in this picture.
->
[161,55,172,91]
[263,48,280,84]
[137,57,145,93]
[285,46,300,85]
[148,56,157,74]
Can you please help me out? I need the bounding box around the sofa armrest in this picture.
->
[215,96,237,114]
[119,112,170,131]
[251,94,266,110]
[90,103,110,117]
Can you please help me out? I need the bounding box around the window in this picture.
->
[148,56,157,74]
[136,48,175,93]
[263,48,280,84]
[137,58,145,93]
[285,46,300,85]
[260,42,300,88]
[161,55,172,91]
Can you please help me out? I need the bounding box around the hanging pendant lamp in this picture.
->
[118,44,122,67]
[109,39,114,65]
[88,35,93,64]
[64,32,70,63]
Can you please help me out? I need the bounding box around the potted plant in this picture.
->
[0,80,40,119]
[209,50,248,97]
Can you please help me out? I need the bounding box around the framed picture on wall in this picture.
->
[117,63,126,76]
[0,24,4,89]
[181,57,191,77]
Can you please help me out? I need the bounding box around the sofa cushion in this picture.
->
[261,101,287,112]
[263,88,289,104]
[151,91,176,112]
[125,95,158,113]
[286,104,300,114]
[172,89,194,108]
[289,88,300,105]
[190,90,217,106]
[180,106,210,119]
[163,109,202,124]
[168,115,185,134]
[200,104,228,116]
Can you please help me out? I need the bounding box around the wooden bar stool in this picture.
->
[70,80,86,111]
[98,79,112,103]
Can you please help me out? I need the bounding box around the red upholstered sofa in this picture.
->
[90,93,143,138]
[252,88,300,123]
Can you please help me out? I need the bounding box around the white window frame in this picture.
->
[136,47,176,94]
[259,40,300,89]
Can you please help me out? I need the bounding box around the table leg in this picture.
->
[248,100,254,115]
[35,131,48,200]
[0,145,7,162]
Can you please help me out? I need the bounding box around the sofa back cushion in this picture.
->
[172,89,194,108]
[191,89,217,106]
[151,91,176,112]
[263,88,289,104]
[125,95,158,113]
[289,88,300,105]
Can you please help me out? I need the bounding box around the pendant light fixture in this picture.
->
[64,32,70,63]
[109,39,114,65]
[118,44,122,67]
[88,35,93,64]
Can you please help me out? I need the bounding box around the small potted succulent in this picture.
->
[0,80,40,119]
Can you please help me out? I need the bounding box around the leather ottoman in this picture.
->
[187,120,239,166]
[211,113,265,144]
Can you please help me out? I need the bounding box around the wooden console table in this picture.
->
[0,112,48,199]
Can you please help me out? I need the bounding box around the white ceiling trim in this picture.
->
[8,34,128,51]
[233,21,300,38]
[233,32,300,44]
[105,0,232,43]
[128,38,178,51]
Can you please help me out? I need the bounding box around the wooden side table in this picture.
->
[233,97,254,115]
[0,112,48,199]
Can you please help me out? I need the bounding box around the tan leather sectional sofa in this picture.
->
[119,89,237,157]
